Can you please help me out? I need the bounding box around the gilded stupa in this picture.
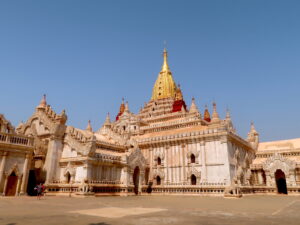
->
[151,48,177,100]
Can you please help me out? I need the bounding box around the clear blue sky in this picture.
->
[1,1,300,142]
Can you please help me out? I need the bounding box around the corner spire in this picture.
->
[116,98,125,121]
[226,108,231,120]
[38,94,47,108]
[250,121,258,134]
[86,120,93,132]
[248,122,259,150]
[125,101,130,113]
[211,102,220,123]
[103,112,111,128]
[203,105,211,122]
[189,97,201,118]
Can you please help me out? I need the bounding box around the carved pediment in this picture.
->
[64,162,76,176]
[152,168,165,179]
[127,147,146,170]
[263,153,296,176]
[187,167,201,178]
[64,133,96,157]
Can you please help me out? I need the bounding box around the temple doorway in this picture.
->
[275,169,288,194]
[156,176,161,185]
[27,170,37,196]
[133,166,140,195]
[191,174,197,185]
[5,172,18,196]
[66,172,71,183]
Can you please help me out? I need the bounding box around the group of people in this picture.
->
[34,183,45,200]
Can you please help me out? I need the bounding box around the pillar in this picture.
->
[165,146,169,184]
[0,152,8,192]
[44,136,63,184]
[138,172,143,194]
[179,144,183,184]
[174,145,178,183]
[2,173,8,196]
[15,176,22,196]
[182,144,186,184]
[171,145,174,184]
[200,141,207,181]
[20,154,30,195]
[99,166,102,181]
[257,170,263,185]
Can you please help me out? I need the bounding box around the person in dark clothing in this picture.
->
[34,183,43,200]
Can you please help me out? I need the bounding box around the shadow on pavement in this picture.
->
[89,223,111,225]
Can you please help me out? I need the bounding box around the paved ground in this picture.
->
[1,195,300,225]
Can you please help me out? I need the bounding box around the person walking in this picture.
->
[34,183,43,200]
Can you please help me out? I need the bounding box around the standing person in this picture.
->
[34,183,43,200]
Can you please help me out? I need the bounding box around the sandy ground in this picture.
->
[1,195,300,225]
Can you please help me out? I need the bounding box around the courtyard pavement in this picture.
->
[0,195,300,225]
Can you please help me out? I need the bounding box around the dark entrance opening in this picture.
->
[156,176,161,185]
[191,154,196,163]
[66,172,71,183]
[27,170,37,196]
[5,172,18,196]
[144,168,150,185]
[133,166,140,195]
[275,169,288,194]
[191,174,197,185]
[157,157,161,166]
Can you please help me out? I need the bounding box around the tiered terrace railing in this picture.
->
[0,132,34,147]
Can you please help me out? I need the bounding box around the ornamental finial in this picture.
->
[162,47,170,72]
[211,102,220,123]
[38,94,47,108]
[86,120,93,132]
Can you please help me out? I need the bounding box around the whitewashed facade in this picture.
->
[2,49,266,197]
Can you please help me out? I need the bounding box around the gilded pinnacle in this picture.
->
[151,48,177,100]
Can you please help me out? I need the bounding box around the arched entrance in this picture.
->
[66,172,71,183]
[5,172,18,196]
[157,157,161,165]
[191,154,196,163]
[156,176,161,185]
[191,174,196,185]
[133,166,140,195]
[275,169,288,194]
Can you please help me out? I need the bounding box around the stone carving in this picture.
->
[154,150,165,160]
[6,163,22,177]
[152,168,165,179]
[186,147,200,164]
[263,153,296,176]
[64,162,76,183]
[187,167,201,178]
[127,147,146,170]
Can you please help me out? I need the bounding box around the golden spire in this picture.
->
[151,48,177,100]
[162,48,170,71]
